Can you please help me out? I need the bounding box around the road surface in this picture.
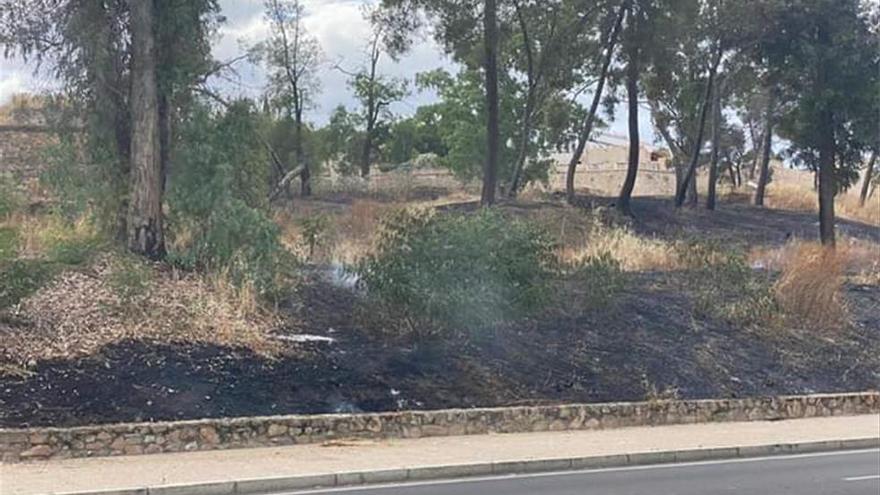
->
[291,449,880,495]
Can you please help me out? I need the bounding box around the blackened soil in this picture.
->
[3,272,878,428]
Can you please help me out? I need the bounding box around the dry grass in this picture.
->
[557,216,681,272]
[750,236,880,284]
[766,183,879,226]
[274,198,391,265]
[0,254,282,369]
[772,241,848,329]
[1,211,99,259]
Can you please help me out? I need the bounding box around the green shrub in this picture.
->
[0,227,18,263]
[358,208,557,332]
[682,242,776,325]
[570,251,626,309]
[0,259,56,308]
[167,102,287,295]
[0,173,22,218]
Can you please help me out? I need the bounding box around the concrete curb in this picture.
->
[55,437,880,495]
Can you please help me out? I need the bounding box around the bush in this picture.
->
[570,251,626,308]
[774,242,847,328]
[0,227,18,263]
[358,208,557,333]
[167,102,288,295]
[681,241,776,326]
[0,259,56,308]
[0,173,23,218]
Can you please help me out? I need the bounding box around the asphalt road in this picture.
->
[292,449,880,495]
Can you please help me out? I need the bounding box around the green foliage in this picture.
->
[0,259,56,308]
[41,135,127,236]
[168,102,286,294]
[680,241,776,326]
[571,252,626,309]
[0,173,22,218]
[46,235,104,266]
[358,208,557,333]
[0,227,18,263]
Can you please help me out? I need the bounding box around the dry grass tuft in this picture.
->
[773,241,848,329]
[750,236,880,285]
[766,183,879,226]
[0,254,282,369]
[558,217,680,272]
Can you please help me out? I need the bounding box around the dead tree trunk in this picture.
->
[565,0,628,205]
[127,0,165,259]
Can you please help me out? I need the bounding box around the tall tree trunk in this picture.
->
[726,160,738,188]
[507,1,538,198]
[816,21,835,247]
[753,94,774,206]
[706,77,723,210]
[295,104,310,196]
[617,29,639,216]
[859,148,877,207]
[481,0,500,206]
[361,114,374,178]
[565,0,628,205]
[817,108,836,246]
[127,0,165,259]
[675,43,722,207]
[158,93,171,196]
[508,89,536,197]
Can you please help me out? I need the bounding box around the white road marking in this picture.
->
[284,448,880,494]
[843,474,880,481]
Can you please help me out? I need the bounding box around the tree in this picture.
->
[340,8,407,178]
[1,0,220,256]
[705,75,725,210]
[759,0,878,246]
[752,92,774,206]
[127,0,164,258]
[616,7,641,216]
[565,0,629,205]
[505,0,609,197]
[673,0,726,208]
[480,0,500,205]
[261,0,321,196]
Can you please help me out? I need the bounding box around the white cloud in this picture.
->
[1,0,654,140]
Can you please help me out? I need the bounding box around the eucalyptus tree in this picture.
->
[378,0,508,204]
[505,0,609,197]
[0,0,221,258]
[757,0,879,246]
[261,0,322,196]
[564,0,629,205]
[616,0,690,215]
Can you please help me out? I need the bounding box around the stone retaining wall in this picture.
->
[2,392,877,462]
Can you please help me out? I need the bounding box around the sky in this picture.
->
[0,0,657,143]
